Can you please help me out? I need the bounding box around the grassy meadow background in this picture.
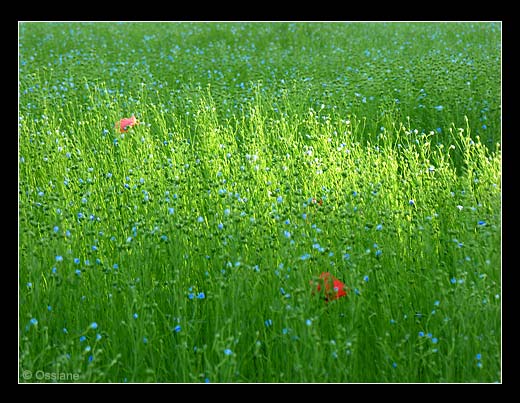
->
[18,22,501,383]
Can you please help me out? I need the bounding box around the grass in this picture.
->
[18,21,501,383]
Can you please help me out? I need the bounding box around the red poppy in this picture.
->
[312,272,348,301]
[311,198,323,206]
[116,115,138,133]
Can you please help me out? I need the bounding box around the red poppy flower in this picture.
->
[311,198,323,206]
[116,115,138,133]
[312,272,348,301]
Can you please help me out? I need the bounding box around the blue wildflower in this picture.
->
[55,255,63,262]
[29,318,38,326]
[173,325,181,333]
[90,322,98,330]
[224,349,233,356]
[133,313,138,319]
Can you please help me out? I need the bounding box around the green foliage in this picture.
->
[19,22,501,383]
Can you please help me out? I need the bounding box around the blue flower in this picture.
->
[375,249,382,257]
[418,331,425,337]
[450,277,457,284]
[276,196,283,203]
[85,346,91,352]
[133,313,138,319]
[392,362,397,368]
[477,361,483,368]
[96,333,102,341]
[55,255,63,262]
[29,318,38,326]
[476,353,482,360]
[300,253,311,261]
[143,337,148,344]
[434,300,440,306]
[477,220,486,226]
[74,258,80,264]
[376,224,383,231]
[90,322,98,330]
[75,269,81,276]
[305,319,312,326]
[432,337,438,344]
[168,207,174,215]
[363,275,369,282]
[409,199,415,206]
[80,335,86,342]
[218,222,224,230]
[197,216,204,223]
[434,105,444,111]
[53,226,59,233]
[283,230,291,238]
[224,348,233,356]
[265,319,273,327]
[197,292,205,299]
[173,325,181,333]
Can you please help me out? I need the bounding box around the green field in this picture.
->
[18,22,501,383]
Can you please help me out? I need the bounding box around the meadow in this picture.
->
[18,22,501,383]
